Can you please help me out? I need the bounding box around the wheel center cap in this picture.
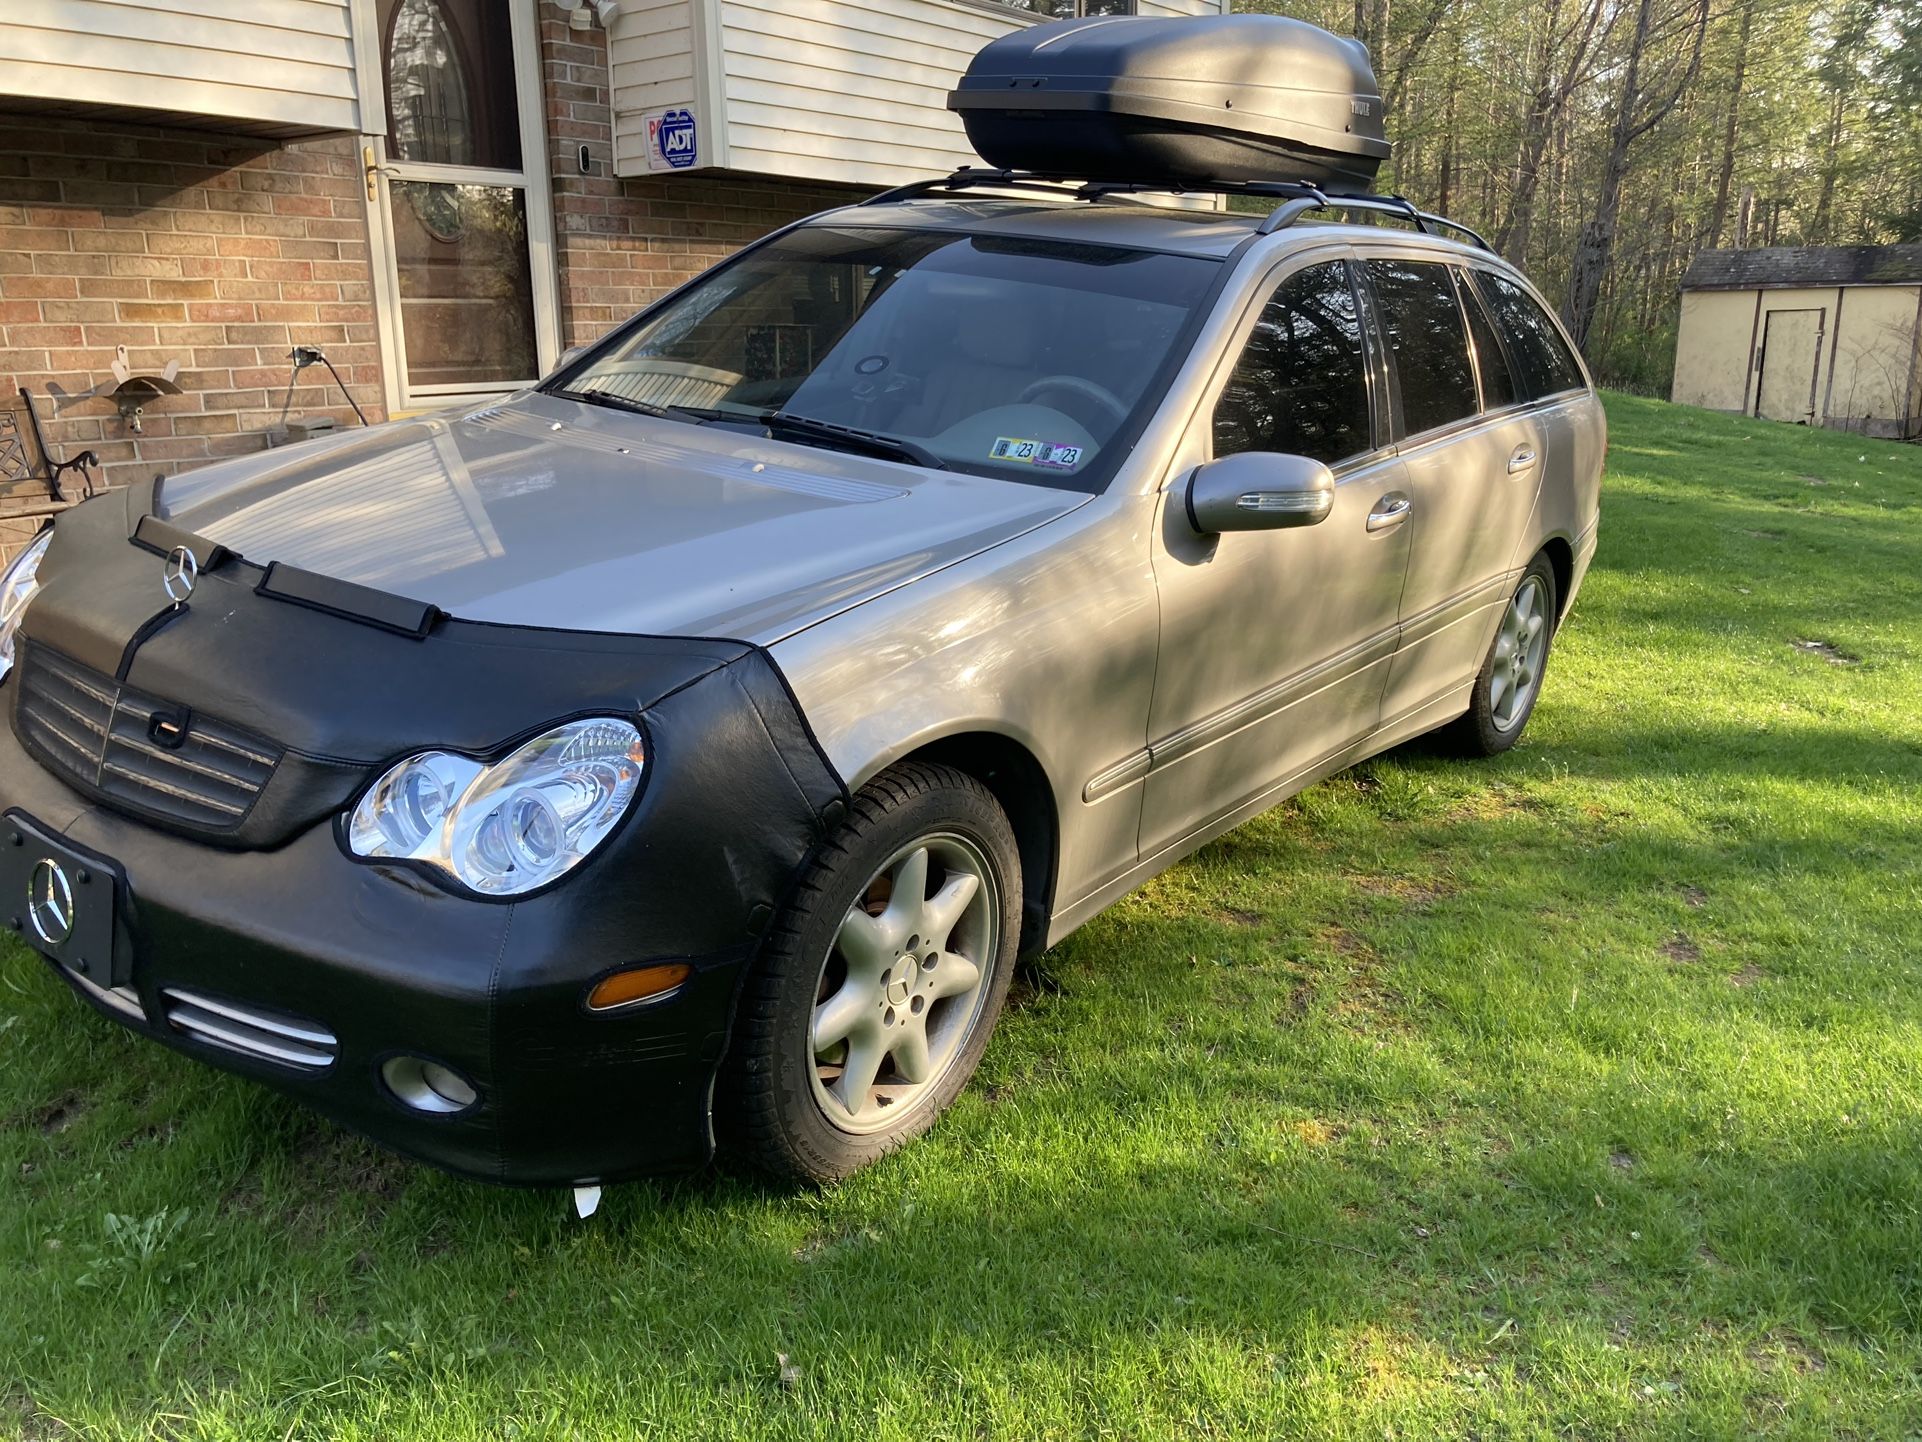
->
[884,958,915,1007]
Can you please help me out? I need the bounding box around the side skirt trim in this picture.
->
[1395,572,1515,651]
[1144,627,1397,773]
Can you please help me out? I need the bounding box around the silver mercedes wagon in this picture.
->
[0,21,1602,1189]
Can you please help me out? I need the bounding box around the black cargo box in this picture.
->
[947,14,1389,191]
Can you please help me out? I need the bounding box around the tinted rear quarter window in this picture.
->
[1214,259,1372,466]
[1365,258,1479,437]
[1476,272,1587,400]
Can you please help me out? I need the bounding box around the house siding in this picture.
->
[0,0,363,137]
[607,0,697,133]
[540,1,865,347]
[713,0,1026,186]
[1671,290,1756,413]
[608,0,1227,184]
[1824,284,1922,430]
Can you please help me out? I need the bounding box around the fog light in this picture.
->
[381,1055,479,1113]
[587,962,692,1011]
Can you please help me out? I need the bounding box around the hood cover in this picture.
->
[11,486,847,850]
[155,391,1086,646]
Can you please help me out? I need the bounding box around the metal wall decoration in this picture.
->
[46,345,185,435]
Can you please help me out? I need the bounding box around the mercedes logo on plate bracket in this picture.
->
[163,544,198,606]
[28,856,74,947]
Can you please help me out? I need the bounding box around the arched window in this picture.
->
[384,0,473,166]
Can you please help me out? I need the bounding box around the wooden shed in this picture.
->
[1672,246,1922,438]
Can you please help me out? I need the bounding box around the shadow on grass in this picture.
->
[1392,717,1922,786]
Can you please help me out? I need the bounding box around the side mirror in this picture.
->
[1185,452,1336,533]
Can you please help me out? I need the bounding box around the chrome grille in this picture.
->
[160,988,337,1070]
[16,646,279,832]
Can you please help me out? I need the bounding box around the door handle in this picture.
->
[1366,493,1412,532]
[1507,445,1539,475]
[362,146,401,201]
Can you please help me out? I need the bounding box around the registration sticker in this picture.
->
[990,436,1084,470]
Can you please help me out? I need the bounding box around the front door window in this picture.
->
[1212,260,1374,465]
[372,0,553,403]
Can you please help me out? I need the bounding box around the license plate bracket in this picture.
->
[0,811,126,989]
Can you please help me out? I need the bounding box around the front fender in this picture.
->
[769,494,1161,927]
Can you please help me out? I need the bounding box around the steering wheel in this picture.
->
[1018,375,1129,429]
[852,368,923,405]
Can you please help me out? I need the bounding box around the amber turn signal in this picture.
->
[586,962,692,1011]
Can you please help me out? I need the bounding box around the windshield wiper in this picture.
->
[557,390,946,469]
[760,412,947,471]
[554,387,671,419]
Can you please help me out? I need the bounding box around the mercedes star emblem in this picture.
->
[162,544,198,605]
[28,857,74,947]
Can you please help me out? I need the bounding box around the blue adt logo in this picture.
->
[657,109,697,169]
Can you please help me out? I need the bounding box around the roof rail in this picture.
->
[858,168,1494,252]
[1254,191,1495,250]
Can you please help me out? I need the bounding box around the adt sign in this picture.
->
[649,108,698,171]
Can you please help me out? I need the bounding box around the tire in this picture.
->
[716,761,1021,1183]
[1445,551,1560,757]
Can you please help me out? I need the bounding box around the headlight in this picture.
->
[0,529,52,684]
[348,718,646,896]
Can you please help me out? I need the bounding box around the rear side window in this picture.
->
[1213,260,1372,466]
[1476,272,1586,399]
[1365,259,1479,437]
[1458,270,1517,410]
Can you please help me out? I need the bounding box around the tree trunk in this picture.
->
[1812,90,1846,242]
[1492,0,1613,263]
[1563,0,1649,349]
[1706,0,1753,249]
[1496,93,1557,260]
[1562,0,1710,351]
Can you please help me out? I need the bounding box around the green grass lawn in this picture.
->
[5,394,1922,1440]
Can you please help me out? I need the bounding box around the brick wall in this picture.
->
[0,118,386,498]
[536,2,869,348]
[0,6,878,538]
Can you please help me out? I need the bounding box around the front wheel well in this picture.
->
[897,732,1057,958]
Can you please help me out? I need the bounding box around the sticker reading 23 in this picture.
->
[990,436,1084,469]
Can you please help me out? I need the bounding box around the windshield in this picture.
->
[550,225,1221,491]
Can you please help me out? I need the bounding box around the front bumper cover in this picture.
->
[1,487,848,1185]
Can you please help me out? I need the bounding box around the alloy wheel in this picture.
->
[1490,574,1550,732]
[808,833,998,1134]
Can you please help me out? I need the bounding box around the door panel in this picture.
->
[1141,255,1410,856]
[1380,415,1543,721]
[1470,263,1599,563]
[1142,458,1411,854]
[1366,256,1547,725]
[1756,309,1823,423]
